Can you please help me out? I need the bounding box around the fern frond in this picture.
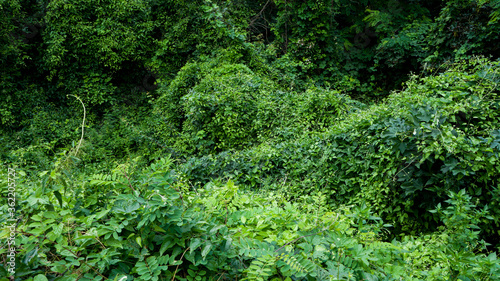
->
[243,254,276,281]
[134,256,168,281]
[237,237,275,258]
[276,252,318,278]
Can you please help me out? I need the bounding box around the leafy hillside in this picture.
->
[1,0,500,280]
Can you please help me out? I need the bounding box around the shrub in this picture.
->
[176,57,500,244]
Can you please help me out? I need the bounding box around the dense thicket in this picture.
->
[1,0,500,280]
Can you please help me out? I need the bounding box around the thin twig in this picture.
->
[122,168,137,193]
[392,153,422,182]
[216,272,225,281]
[61,244,107,279]
[67,94,86,156]
[21,231,108,279]
[171,247,190,281]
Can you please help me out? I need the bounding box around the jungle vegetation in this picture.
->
[1,0,500,280]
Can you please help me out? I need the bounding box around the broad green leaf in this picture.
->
[190,238,202,255]
[34,275,48,281]
[201,243,212,259]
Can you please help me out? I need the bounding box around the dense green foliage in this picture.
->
[173,58,500,237]
[2,0,500,280]
[2,156,500,280]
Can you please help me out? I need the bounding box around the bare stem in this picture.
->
[67,94,86,156]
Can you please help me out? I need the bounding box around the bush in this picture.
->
[154,54,358,154]
[176,57,500,243]
[2,157,500,280]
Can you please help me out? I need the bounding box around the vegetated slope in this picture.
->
[2,57,499,280]
[170,57,500,242]
[1,152,499,280]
